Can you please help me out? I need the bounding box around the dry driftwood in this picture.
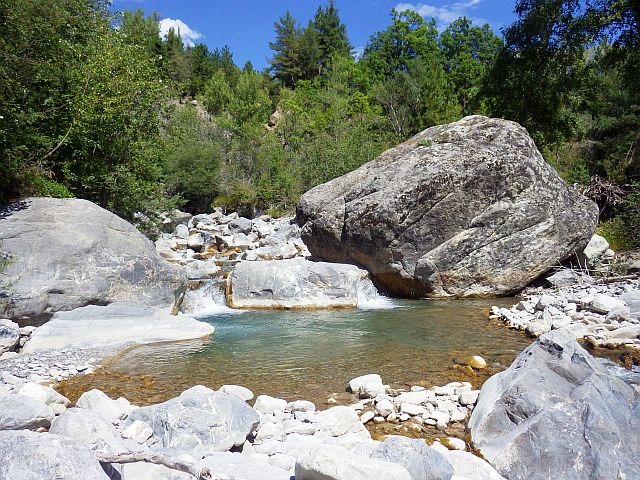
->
[94,451,214,479]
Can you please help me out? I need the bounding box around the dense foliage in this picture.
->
[1,0,638,246]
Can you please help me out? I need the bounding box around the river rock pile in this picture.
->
[0,345,105,389]
[155,209,310,270]
[347,374,479,433]
[490,277,640,349]
[0,380,504,480]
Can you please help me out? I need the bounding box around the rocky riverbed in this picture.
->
[490,276,640,351]
[0,370,502,480]
[1,329,639,480]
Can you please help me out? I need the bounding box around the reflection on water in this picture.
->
[58,299,532,405]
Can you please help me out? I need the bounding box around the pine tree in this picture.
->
[269,11,302,87]
[312,1,351,72]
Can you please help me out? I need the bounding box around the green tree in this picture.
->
[59,30,167,217]
[361,9,439,79]
[269,11,303,87]
[484,0,590,146]
[163,106,222,213]
[0,0,108,203]
[439,17,502,115]
[312,1,352,73]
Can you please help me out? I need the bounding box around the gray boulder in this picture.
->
[227,258,369,309]
[295,445,411,480]
[469,329,640,480]
[0,430,109,479]
[0,197,185,323]
[371,435,453,480]
[296,116,597,297]
[126,385,259,457]
[0,318,19,354]
[0,393,54,430]
[49,408,129,454]
[22,303,214,353]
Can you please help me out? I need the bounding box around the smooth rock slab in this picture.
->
[126,385,259,457]
[295,445,411,480]
[0,393,54,430]
[0,430,109,479]
[296,116,597,297]
[371,435,454,480]
[23,303,214,352]
[469,329,640,480]
[227,258,369,309]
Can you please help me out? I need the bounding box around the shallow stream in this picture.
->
[58,297,532,406]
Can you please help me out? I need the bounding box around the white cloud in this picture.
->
[395,1,486,27]
[158,18,203,47]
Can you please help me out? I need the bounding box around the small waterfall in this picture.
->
[180,279,241,316]
[357,277,396,310]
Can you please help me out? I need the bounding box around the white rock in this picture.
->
[76,389,133,423]
[400,403,428,416]
[360,411,375,424]
[395,390,433,405]
[220,385,254,402]
[123,420,154,443]
[375,398,395,417]
[255,421,284,444]
[446,437,466,451]
[591,293,630,317]
[443,450,506,480]
[459,391,480,406]
[348,374,382,393]
[254,395,287,415]
[295,445,411,480]
[316,406,368,437]
[286,400,315,413]
[583,234,609,264]
[17,383,69,406]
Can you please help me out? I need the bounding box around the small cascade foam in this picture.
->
[357,277,396,310]
[180,280,242,316]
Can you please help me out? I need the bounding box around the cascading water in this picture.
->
[357,277,395,310]
[180,279,241,316]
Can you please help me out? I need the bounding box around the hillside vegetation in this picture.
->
[1,0,638,246]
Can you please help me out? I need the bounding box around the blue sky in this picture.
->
[112,0,518,69]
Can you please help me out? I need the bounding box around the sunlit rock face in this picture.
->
[297,116,598,298]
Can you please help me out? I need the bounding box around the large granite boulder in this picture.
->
[468,329,640,480]
[0,430,109,480]
[22,303,214,353]
[226,258,369,309]
[0,197,184,323]
[125,385,259,458]
[296,116,598,297]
